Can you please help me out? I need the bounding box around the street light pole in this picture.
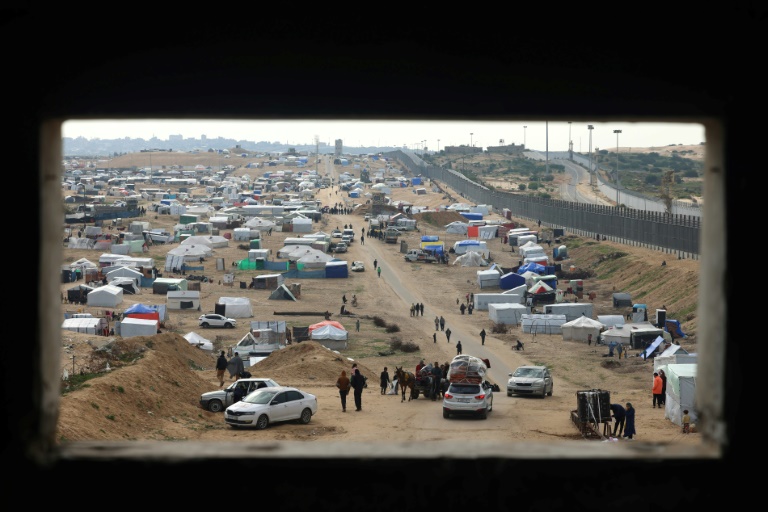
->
[437,139,440,153]
[470,132,473,149]
[523,126,527,149]
[613,129,622,205]
[588,125,594,180]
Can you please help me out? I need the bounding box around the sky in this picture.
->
[62,119,706,153]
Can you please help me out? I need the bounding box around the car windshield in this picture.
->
[450,384,481,394]
[514,368,543,378]
[242,389,279,404]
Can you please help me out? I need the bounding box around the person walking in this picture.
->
[682,409,691,433]
[419,303,424,316]
[610,403,626,437]
[616,342,624,359]
[431,361,442,401]
[623,403,636,439]
[227,351,244,381]
[215,350,228,387]
[456,340,462,355]
[377,266,382,278]
[659,369,667,406]
[587,333,593,346]
[355,318,360,332]
[652,372,663,408]
[460,303,466,315]
[336,370,351,412]
[350,368,365,411]
[433,332,437,344]
[373,258,377,269]
[468,303,473,315]
[439,316,445,331]
[434,316,440,331]
[445,328,452,343]
[480,329,486,345]
[380,367,391,395]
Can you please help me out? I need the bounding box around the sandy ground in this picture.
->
[56,153,701,447]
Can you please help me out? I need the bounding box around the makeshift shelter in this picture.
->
[297,251,334,270]
[488,303,528,325]
[597,315,626,329]
[118,317,158,338]
[499,272,526,290]
[474,292,525,311]
[476,268,501,288]
[662,363,698,427]
[61,316,108,335]
[561,316,605,342]
[183,331,214,352]
[453,252,488,267]
[521,314,567,334]
[325,260,349,278]
[269,284,298,301]
[106,266,142,287]
[165,244,212,270]
[308,320,348,350]
[251,273,284,289]
[123,303,162,322]
[445,221,468,235]
[215,297,253,318]
[66,283,94,303]
[527,280,555,305]
[180,235,229,248]
[167,290,201,310]
[612,292,632,308]
[152,277,188,294]
[86,284,124,307]
[543,303,594,321]
[664,319,688,339]
[111,277,141,295]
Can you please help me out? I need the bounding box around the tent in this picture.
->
[111,277,141,295]
[561,316,605,342]
[183,331,214,352]
[528,280,553,295]
[445,221,468,235]
[325,260,349,278]
[488,303,527,325]
[310,323,349,340]
[662,363,698,427]
[215,297,253,318]
[453,251,487,267]
[612,292,632,308]
[597,315,626,329]
[123,302,161,322]
[474,292,524,311]
[499,272,526,290]
[521,314,567,334]
[476,268,501,288]
[86,284,124,307]
[665,319,688,339]
[106,266,142,287]
[167,290,201,310]
[118,317,158,338]
[269,284,298,301]
[180,235,229,248]
[517,262,546,274]
[61,316,108,334]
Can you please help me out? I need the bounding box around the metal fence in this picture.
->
[387,150,699,259]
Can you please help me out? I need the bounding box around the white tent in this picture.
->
[476,268,501,288]
[244,217,276,231]
[180,235,229,248]
[445,221,468,235]
[298,251,334,268]
[453,252,488,267]
[310,324,349,340]
[118,317,158,338]
[597,315,626,329]
[474,292,524,311]
[86,284,124,307]
[488,303,527,325]
[166,243,213,259]
[291,217,313,233]
[183,331,214,352]
[662,363,698,427]
[106,266,142,286]
[521,314,567,334]
[111,277,141,295]
[216,297,253,318]
[61,316,108,334]
[561,316,605,342]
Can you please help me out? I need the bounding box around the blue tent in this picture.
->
[460,212,483,221]
[123,303,156,314]
[500,272,526,290]
[421,235,439,242]
[665,319,688,339]
[518,262,546,274]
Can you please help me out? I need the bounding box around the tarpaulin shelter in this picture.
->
[661,363,698,427]
[561,316,605,342]
[123,302,161,322]
[118,317,158,338]
[488,303,527,325]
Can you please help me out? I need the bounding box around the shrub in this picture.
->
[491,322,508,334]
[372,316,387,327]
[385,324,400,333]
[389,337,403,350]
[400,341,420,353]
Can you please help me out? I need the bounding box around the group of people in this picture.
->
[410,303,424,316]
[336,363,367,412]
[609,402,636,439]
[215,350,246,387]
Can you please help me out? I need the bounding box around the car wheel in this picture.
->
[412,390,420,399]
[208,400,224,413]
[298,408,312,424]
[507,391,512,397]
[224,323,233,328]
[443,408,450,419]
[480,408,488,419]
[547,385,553,397]
[541,387,547,398]
[489,399,493,412]
[201,322,209,328]
[255,414,270,430]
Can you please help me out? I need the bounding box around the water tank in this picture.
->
[576,389,611,422]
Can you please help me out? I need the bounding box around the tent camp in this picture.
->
[183,331,214,352]
[488,303,528,325]
[118,317,158,338]
[561,316,605,342]
[215,297,253,318]
[661,363,698,427]
[521,314,567,334]
[86,284,124,307]
[61,316,108,334]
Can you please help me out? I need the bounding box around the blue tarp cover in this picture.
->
[421,235,439,242]
[123,303,156,314]
[518,262,546,274]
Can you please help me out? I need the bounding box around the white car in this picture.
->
[507,365,554,398]
[331,229,342,238]
[351,261,365,272]
[198,313,237,328]
[224,386,318,429]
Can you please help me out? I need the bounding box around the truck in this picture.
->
[384,228,400,244]
[404,249,438,263]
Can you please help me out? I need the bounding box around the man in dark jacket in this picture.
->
[227,352,244,381]
[350,369,365,411]
[215,351,228,387]
[610,403,626,437]
[431,361,443,400]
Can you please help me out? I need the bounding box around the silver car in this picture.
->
[442,381,494,419]
[507,366,554,398]
[200,378,280,412]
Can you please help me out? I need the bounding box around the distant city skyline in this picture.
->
[63,120,706,153]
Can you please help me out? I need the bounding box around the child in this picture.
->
[682,409,691,433]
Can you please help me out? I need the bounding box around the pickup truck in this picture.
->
[404,249,438,263]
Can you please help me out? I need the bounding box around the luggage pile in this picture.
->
[448,355,489,383]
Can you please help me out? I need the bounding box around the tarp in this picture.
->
[310,324,349,340]
[518,262,546,274]
[499,272,526,290]
[183,331,214,351]
[665,319,688,338]
[309,320,346,332]
[663,363,697,426]
[453,252,487,267]
[269,284,298,301]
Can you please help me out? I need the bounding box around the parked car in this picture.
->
[331,229,342,238]
[198,313,237,328]
[442,381,494,419]
[333,242,348,253]
[351,261,365,272]
[507,365,553,398]
[224,386,318,429]
[341,235,353,245]
[200,378,280,412]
